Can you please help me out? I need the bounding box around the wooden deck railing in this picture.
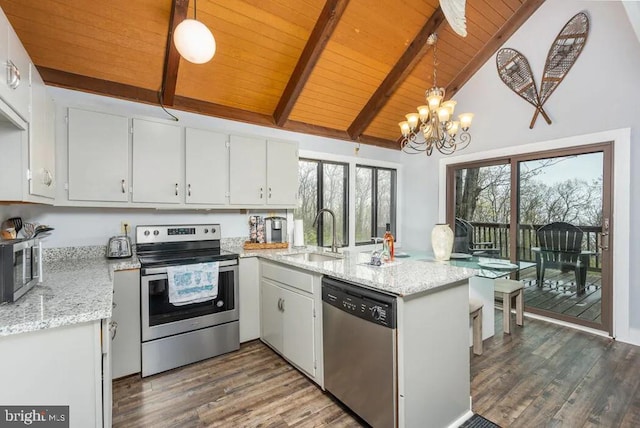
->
[468,221,602,271]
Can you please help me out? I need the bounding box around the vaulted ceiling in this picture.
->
[0,0,544,149]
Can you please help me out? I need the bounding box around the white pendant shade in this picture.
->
[173,19,216,64]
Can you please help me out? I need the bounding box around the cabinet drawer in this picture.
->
[262,262,314,294]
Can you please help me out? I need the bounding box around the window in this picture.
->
[355,165,396,245]
[295,159,348,248]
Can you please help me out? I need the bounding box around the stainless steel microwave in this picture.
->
[0,238,42,303]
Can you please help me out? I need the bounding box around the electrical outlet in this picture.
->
[120,221,131,235]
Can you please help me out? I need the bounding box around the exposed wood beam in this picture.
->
[173,95,274,127]
[283,120,397,150]
[38,67,159,104]
[161,0,190,106]
[446,0,546,98]
[273,0,350,126]
[346,7,446,140]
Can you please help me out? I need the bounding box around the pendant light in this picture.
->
[173,0,216,64]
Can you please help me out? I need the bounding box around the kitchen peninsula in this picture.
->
[233,246,478,428]
[0,245,476,428]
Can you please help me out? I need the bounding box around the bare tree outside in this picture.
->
[453,153,603,258]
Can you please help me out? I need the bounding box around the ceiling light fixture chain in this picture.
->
[399,33,473,156]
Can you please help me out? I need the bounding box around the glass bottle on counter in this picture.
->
[383,223,394,262]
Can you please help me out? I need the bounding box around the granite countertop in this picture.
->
[225,245,478,297]
[0,248,140,337]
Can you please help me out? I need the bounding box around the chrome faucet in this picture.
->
[313,208,338,253]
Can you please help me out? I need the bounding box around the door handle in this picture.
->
[7,60,20,89]
[268,187,272,199]
[188,183,192,197]
[277,298,282,311]
[175,183,179,196]
[598,232,609,251]
[281,298,285,312]
[121,179,126,193]
[260,187,263,199]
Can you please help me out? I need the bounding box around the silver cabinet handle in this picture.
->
[281,298,284,312]
[268,187,272,198]
[121,179,126,193]
[110,321,118,340]
[175,183,179,196]
[188,184,191,197]
[277,298,281,311]
[260,187,263,199]
[7,60,19,89]
[43,169,53,186]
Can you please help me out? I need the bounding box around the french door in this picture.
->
[447,142,613,333]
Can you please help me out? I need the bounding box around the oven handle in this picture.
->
[142,259,238,276]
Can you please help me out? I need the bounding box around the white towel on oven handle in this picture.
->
[167,262,219,306]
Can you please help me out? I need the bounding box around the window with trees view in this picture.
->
[355,166,396,244]
[295,159,348,248]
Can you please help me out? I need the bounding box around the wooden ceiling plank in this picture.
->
[161,0,189,106]
[273,0,350,127]
[446,0,546,98]
[346,7,446,140]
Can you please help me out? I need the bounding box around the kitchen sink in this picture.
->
[283,252,343,262]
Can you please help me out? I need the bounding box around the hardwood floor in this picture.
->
[472,310,640,427]
[114,314,640,428]
[112,342,363,427]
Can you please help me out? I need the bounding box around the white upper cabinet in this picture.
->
[29,70,55,199]
[185,128,228,205]
[229,135,266,205]
[68,108,130,202]
[132,118,182,204]
[229,135,298,206]
[5,27,31,121]
[266,139,298,206]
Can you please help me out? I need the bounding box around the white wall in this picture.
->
[0,86,401,248]
[401,0,640,334]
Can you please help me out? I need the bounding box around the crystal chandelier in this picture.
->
[399,34,473,155]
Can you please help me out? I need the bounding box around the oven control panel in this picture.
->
[137,224,221,244]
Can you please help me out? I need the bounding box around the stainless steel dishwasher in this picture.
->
[322,276,397,428]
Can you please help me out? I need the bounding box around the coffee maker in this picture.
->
[265,217,287,243]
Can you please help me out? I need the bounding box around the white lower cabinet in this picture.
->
[111,269,141,379]
[259,260,322,384]
[0,320,111,427]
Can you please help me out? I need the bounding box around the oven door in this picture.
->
[141,259,239,341]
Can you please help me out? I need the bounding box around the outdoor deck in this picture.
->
[519,268,602,324]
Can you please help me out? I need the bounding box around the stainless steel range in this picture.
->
[136,224,239,377]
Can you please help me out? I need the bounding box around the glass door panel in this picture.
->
[452,163,511,259]
[516,150,610,332]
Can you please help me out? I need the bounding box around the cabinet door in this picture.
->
[0,11,11,107]
[260,279,283,353]
[5,26,30,120]
[266,139,299,206]
[281,287,315,376]
[132,118,182,203]
[29,70,55,199]
[68,108,130,202]
[185,128,228,205]
[229,135,266,205]
[111,269,141,379]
